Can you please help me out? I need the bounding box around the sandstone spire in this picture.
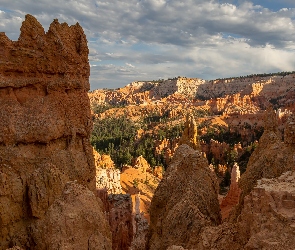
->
[0,15,111,249]
[179,113,200,150]
[220,163,241,219]
[147,144,221,249]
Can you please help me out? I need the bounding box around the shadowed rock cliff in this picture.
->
[0,15,111,249]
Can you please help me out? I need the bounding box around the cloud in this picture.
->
[1,0,295,89]
[126,63,135,68]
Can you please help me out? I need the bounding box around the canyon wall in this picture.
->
[89,74,295,108]
[0,15,111,249]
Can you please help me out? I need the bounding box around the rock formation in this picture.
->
[220,163,241,220]
[178,114,200,150]
[96,189,134,250]
[200,171,295,250]
[93,148,122,194]
[0,15,111,249]
[96,168,122,194]
[147,144,221,249]
[93,147,115,169]
[132,155,152,173]
[130,194,149,250]
[238,107,295,210]
[31,182,112,249]
[147,143,295,249]
[108,194,134,250]
[283,114,295,144]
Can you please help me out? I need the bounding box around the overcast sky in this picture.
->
[1,0,295,90]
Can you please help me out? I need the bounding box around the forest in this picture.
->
[90,103,263,175]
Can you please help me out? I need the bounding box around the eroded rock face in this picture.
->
[0,15,108,249]
[179,114,200,150]
[238,107,295,212]
[27,164,69,219]
[108,193,134,250]
[132,155,151,173]
[200,171,295,250]
[239,171,295,249]
[107,194,133,250]
[147,144,221,250]
[96,168,122,194]
[31,182,112,249]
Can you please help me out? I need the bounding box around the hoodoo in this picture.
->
[0,15,111,249]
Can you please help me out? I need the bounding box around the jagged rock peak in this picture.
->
[179,113,200,150]
[18,14,45,47]
[258,106,281,146]
[147,144,221,249]
[0,14,90,90]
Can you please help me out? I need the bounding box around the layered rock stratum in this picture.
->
[0,15,111,249]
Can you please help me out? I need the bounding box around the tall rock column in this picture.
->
[178,113,200,150]
[0,15,111,249]
[220,163,241,219]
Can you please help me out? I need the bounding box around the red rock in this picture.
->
[220,163,241,220]
[0,15,110,249]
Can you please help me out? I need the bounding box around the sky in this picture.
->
[1,0,295,90]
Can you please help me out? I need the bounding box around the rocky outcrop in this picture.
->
[238,107,295,209]
[96,168,122,194]
[206,93,260,115]
[0,15,111,249]
[108,194,134,250]
[146,144,295,249]
[238,171,295,249]
[220,163,241,220]
[132,155,151,173]
[200,171,295,250]
[31,182,112,249]
[179,114,200,150]
[130,194,149,250]
[93,148,115,169]
[97,189,134,250]
[94,148,122,194]
[147,144,221,250]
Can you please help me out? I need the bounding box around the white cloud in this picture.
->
[126,63,135,68]
[1,0,295,89]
